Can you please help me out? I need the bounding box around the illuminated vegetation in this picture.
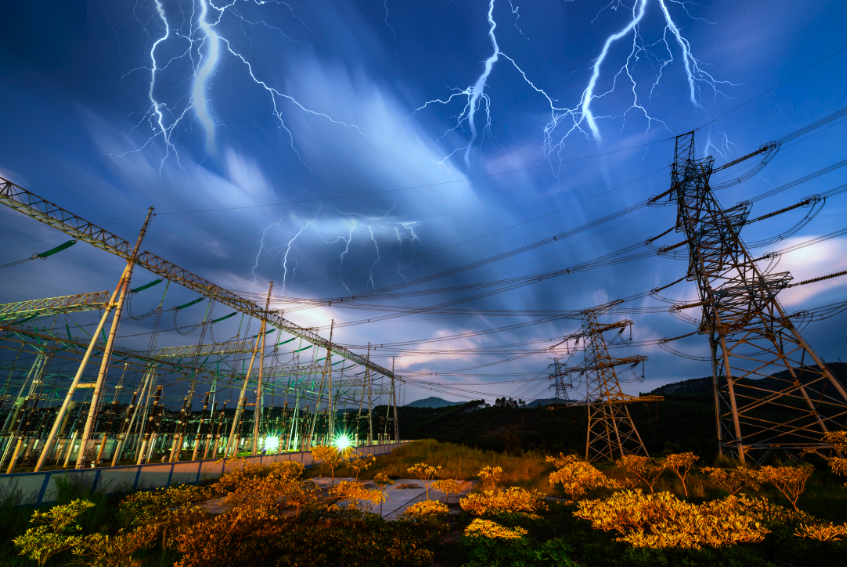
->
[5,438,847,566]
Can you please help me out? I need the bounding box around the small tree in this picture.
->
[431,479,462,505]
[663,452,700,497]
[407,462,443,500]
[757,463,814,511]
[13,499,93,565]
[311,444,351,485]
[478,466,503,490]
[615,455,665,494]
[701,466,760,496]
[346,454,376,481]
[373,472,395,515]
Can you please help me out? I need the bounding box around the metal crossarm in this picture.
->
[0,176,403,383]
[669,131,847,463]
[157,340,254,358]
[0,291,109,321]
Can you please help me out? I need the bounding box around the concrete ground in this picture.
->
[196,477,476,519]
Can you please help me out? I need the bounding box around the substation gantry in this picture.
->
[549,302,662,462]
[660,131,847,464]
[0,176,403,474]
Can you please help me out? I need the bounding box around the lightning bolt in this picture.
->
[252,204,322,292]
[413,0,735,168]
[116,0,366,172]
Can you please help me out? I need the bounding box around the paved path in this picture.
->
[195,477,475,520]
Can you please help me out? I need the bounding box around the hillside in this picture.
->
[404,396,466,408]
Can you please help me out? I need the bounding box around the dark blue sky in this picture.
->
[1,0,846,404]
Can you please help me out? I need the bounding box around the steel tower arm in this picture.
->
[0,176,401,383]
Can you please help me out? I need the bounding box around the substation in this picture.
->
[0,186,402,475]
[2,107,847,478]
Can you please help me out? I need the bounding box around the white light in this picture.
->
[264,436,280,453]
[334,435,351,450]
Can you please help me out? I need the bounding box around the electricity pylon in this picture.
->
[668,131,847,463]
[554,303,661,462]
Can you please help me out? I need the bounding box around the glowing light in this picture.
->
[334,434,352,450]
[264,436,280,453]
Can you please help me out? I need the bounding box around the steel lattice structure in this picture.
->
[0,291,109,322]
[669,131,847,463]
[552,303,661,462]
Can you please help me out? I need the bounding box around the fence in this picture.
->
[0,441,408,506]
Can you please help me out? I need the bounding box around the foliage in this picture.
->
[329,480,385,511]
[701,465,760,496]
[346,453,376,481]
[823,430,847,453]
[795,522,847,542]
[547,453,617,501]
[12,499,92,566]
[460,487,548,517]
[757,463,814,511]
[615,455,665,494]
[478,465,503,490]
[431,478,462,504]
[399,499,449,519]
[464,518,527,539]
[72,525,159,567]
[662,452,700,497]
[461,534,578,567]
[311,444,352,484]
[407,462,443,500]
[575,490,770,549]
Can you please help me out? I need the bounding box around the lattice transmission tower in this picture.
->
[669,131,847,463]
[553,303,661,462]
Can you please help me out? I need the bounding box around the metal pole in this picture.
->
[252,282,274,455]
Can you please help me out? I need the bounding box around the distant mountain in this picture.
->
[647,363,847,396]
[405,396,466,408]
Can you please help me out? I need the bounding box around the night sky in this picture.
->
[1,0,846,405]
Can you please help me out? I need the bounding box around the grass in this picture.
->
[305,440,559,494]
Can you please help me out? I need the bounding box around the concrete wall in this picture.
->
[0,441,408,506]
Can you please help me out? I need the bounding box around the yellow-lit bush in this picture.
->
[575,490,771,549]
[431,478,462,504]
[13,499,92,566]
[795,522,847,542]
[615,455,664,494]
[400,500,449,519]
[547,453,617,501]
[464,519,527,540]
[460,487,547,517]
[701,466,760,496]
[757,463,814,511]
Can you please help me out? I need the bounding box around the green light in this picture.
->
[334,434,351,450]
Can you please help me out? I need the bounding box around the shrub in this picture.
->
[795,522,847,542]
[547,454,617,501]
[400,500,449,519]
[460,487,547,517]
[464,519,527,540]
[13,499,93,565]
[575,490,771,549]
[615,455,665,494]
[431,479,462,504]
[478,465,503,490]
[662,452,700,497]
[407,462,443,500]
[757,463,814,511]
[701,466,760,496]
